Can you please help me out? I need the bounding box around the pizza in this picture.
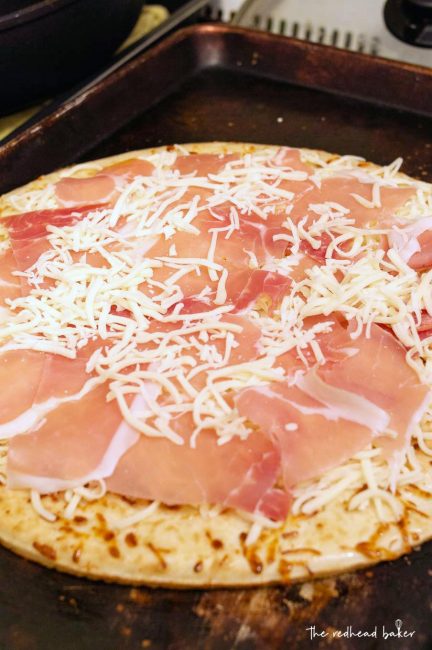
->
[0,142,431,587]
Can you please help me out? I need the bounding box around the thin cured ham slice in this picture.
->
[7,384,138,492]
[236,318,430,487]
[171,269,292,315]
[0,350,46,436]
[297,232,360,264]
[150,208,289,270]
[0,339,100,439]
[0,247,21,320]
[270,147,312,174]
[299,233,334,263]
[290,175,415,228]
[290,318,430,457]
[274,314,356,375]
[148,208,293,307]
[55,158,155,206]
[5,340,138,491]
[1,226,61,422]
[106,412,289,521]
[0,247,20,297]
[105,311,274,517]
[315,322,430,458]
[55,175,116,207]
[102,158,155,179]
[388,216,432,270]
[416,311,432,339]
[6,311,263,497]
[173,153,239,177]
[144,311,262,392]
[235,383,373,487]
[6,204,103,272]
[226,269,291,313]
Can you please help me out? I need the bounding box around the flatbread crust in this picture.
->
[0,142,431,587]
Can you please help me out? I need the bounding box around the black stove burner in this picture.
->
[384,0,432,47]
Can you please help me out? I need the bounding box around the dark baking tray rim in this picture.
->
[0,22,431,650]
[1,23,432,194]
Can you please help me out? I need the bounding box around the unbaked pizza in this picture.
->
[0,142,431,586]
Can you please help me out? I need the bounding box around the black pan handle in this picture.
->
[0,0,212,146]
[384,0,432,47]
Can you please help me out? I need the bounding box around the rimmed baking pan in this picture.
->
[0,24,431,650]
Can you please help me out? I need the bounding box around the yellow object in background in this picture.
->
[0,5,169,141]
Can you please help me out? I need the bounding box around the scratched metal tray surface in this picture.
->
[0,24,432,650]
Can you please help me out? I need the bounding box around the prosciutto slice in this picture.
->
[172,269,292,316]
[0,350,46,435]
[5,313,267,506]
[55,175,116,207]
[104,312,291,520]
[0,247,21,321]
[173,153,239,176]
[148,206,294,310]
[0,339,100,440]
[7,384,137,492]
[316,322,430,457]
[235,383,372,487]
[416,311,432,339]
[102,158,155,179]
[5,340,138,491]
[6,204,103,274]
[55,158,155,206]
[290,175,415,228]
[227,269,291,313]
[236,318,430,487]
[388,216,432,270]
[106,412,289,521]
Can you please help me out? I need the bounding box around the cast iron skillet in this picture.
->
[0,0,144,115]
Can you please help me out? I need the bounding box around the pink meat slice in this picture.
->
[102,158,155,179]
[105,312,292,519]
[171,269,292,316]
[405,230,432,270]
[145,311,262,391]
[6,339,138,490]
[150,208,289,268]
[0,339,100,439]
[55,175,116,207]
[236,318,430,487]
[170,149,313,214]
[7,384,129,489]
[0,350,46,434]
[5,312,266,502]
[0,247,21,307]
[316,322,430,457]
[387,218,432,271]
[271,147,312,174]
[416,311,432,339]
[0,246,43,430]
[227,269,292,313]
[106,412,289,521]
[148,207,293,305]
[55,158,155,206]
[235,382,372,487]
[259,147,315,208]
[173,153,239,176]
[6,204,104,274]
[290,175,415,227]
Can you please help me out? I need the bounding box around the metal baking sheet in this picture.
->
[0,24,432,650]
